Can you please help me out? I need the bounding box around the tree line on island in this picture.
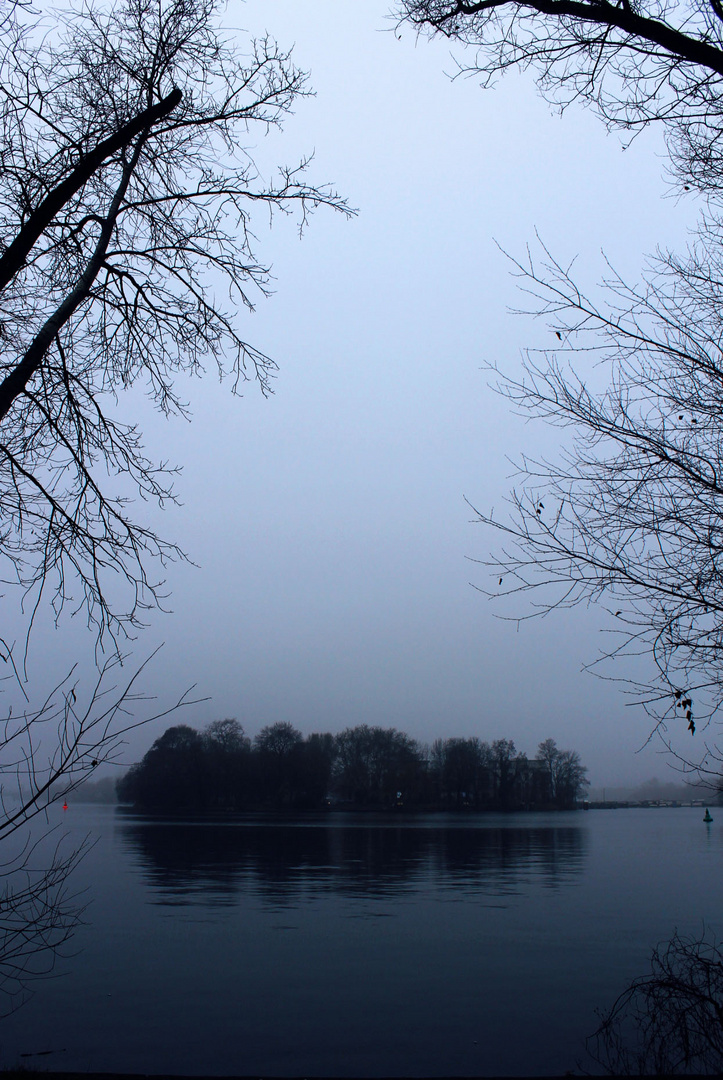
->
[117,721,588,812]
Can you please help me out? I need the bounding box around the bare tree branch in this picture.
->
[397,0,723,774]
[0,644,203,1008]
[0,0,351,1006]
[396,0,723,195]
[0,0,352,652]
[587,929,723,1074]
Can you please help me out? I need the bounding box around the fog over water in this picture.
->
[14,0,706,786]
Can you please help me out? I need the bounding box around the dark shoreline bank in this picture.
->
[2,1072,591,1080]
[109,800,710,815]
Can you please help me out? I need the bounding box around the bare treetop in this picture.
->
[397,0,723,195]
[0,0,350,654]
[397,0,723,775]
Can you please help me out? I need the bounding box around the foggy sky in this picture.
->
[20,0,705,787]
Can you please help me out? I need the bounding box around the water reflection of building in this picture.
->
[117,812,588,907]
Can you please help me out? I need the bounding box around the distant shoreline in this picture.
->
[2,1071,585,1080]
[586,799,713,810]
[103,799,717,815]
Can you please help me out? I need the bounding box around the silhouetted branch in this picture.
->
[464,233,723,766]
[0,645,203,1007]
[0,0,351,653]
[587,929,723,1074]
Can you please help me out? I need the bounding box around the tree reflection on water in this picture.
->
[115,812,587,908]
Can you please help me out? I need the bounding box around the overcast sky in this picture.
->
[23,0,707,788]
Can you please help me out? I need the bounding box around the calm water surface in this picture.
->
[0,805,721,1076]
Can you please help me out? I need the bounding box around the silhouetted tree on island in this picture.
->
[489,738,524,810]
[430,736,492,807]
[203,720,251,810]
[118,725,206,810]
[118,719,588,812]
[253,722,305,808]
[297,733,338,808]
[334,725,426,806]
[536,738,589,810]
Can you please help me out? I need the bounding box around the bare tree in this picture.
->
[0,0,349,656]
[470,237,723,775]
[535,737,589,806]
[587,930,723,1075]
[0,0,348,1007]
[394,0,723,771]
[0,831,88,1015]
[395,0,723,196]
[0,649,199,1011]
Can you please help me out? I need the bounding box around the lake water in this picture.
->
[0,805,721,1076]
